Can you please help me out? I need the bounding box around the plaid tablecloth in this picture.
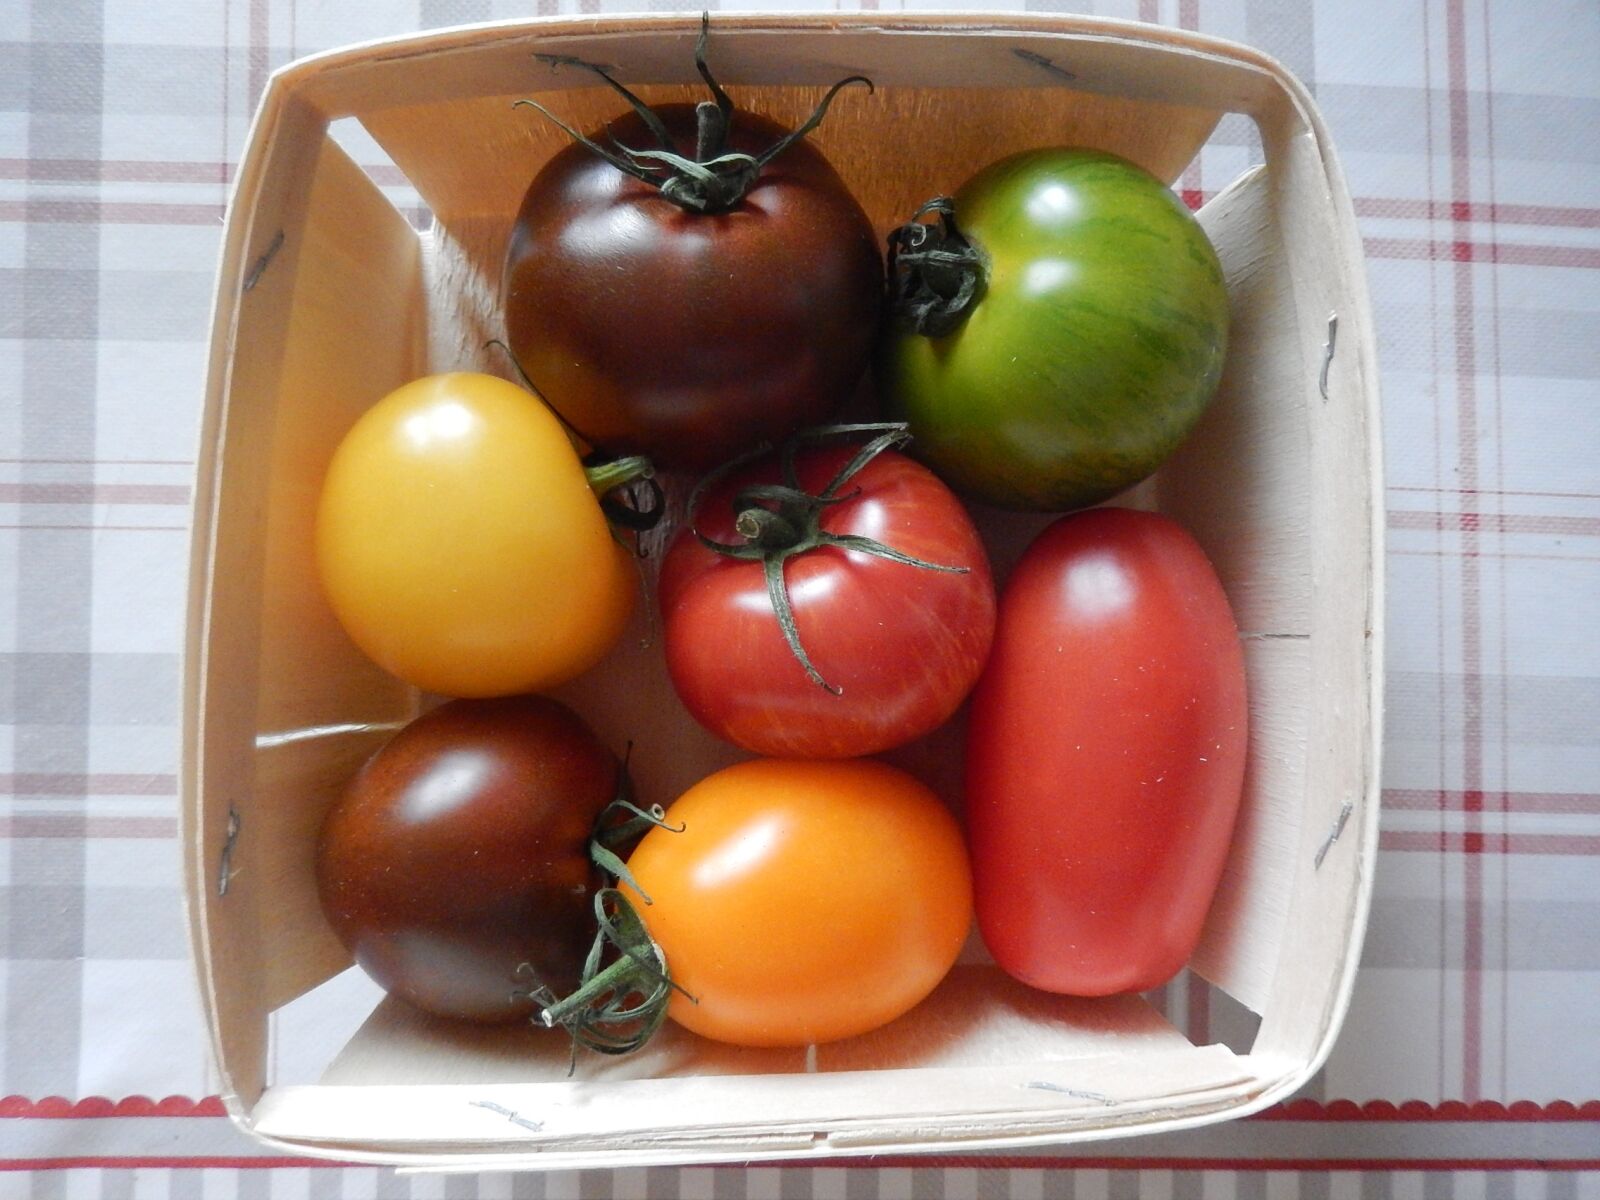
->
[3,0,1598,1195]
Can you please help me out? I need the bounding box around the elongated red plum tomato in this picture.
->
[622,759,973,1047]
[315,696,620,1023]
[660,431,995,758]
[966,508,1248,995]
[881,150,1229,511]
[502,25,881,470]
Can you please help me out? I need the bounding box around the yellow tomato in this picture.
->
[316,373,637,697]
[623,759,973,1047]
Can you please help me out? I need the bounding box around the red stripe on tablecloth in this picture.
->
[0,774,176,796]
[0,483,190,505]
[7,1157,1598,1172]
[0,159,233,185]
[1364,236,1600,269]
[1262,1100,1600,1120]
[1392,548,1600,563]
[0,524,188,532]
[1419,0,1451,1105]
[1391,484,1600,500]
[0,1158,354,1171]
[0,199,225,224]
[813,1158,1600,1171]
[1355,196,1600,228]
[0,815,177,838]
[7,1096,1597,1121]
[1382,831,1600,856]
[1389,511,1600,536]
[1444,0,1485,1104]
[1480,0,1513,1099]
[0,457,195,466]
[1385,790,1600,815]
[0,157,411,187]
[0,1096,227,1118]
[248,0,269,114]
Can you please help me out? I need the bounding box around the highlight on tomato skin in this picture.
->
[620,758,974,1048]
[964,507,1249,997]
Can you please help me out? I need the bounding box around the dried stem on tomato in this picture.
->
[886,196,988,338]
[518,769,691,1067]
[515,14,872,214]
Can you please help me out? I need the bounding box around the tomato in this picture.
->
[879,149,1230,511]
[315,696,620,1023]
[622,759,972,1047]
[503,33,881,470]
[316,373,649,698]
[660,429,995,758]
[966,508,1247,995]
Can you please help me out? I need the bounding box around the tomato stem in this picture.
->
[584,455,654,497]
[518,14,872,214]
[690,423,972,693]
[887,196,987,337]
[530,888,689,1062]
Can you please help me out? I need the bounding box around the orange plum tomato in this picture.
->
[622,758,973,1048]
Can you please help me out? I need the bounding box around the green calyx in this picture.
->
[582,454,665,535]
[886,196,987,338]
[515,14,872,214]
[516,769,691,1066]
[690,422,971,695]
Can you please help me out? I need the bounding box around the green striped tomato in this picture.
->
[879,149,1229,512]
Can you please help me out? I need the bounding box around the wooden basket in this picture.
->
[183,12,1383,1169]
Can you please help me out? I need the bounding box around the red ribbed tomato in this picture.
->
[660,435,995,758]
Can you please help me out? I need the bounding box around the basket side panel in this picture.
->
[1243,103,1381,1071]
[250,137,430,1012]
[189,92,333,1111]
[192,122,431,1114]
[1161,162,1314,1012]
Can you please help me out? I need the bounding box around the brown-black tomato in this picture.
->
[315,696,619,1023]
[504,87,881,470]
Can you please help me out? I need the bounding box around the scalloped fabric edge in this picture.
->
[2,1096,1598,1120]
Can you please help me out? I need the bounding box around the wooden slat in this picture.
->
[321,965,1188,1088]
[360,81,1220,237]
[187,89,330,1116]
[1248,105,1382,1071]
[1189,635,1312,1012]
[1162,164,1313,635]
[189,123,433,1110]
[253,142,426,738]
[260,1044,1255,1153]
[289,18,1280,129]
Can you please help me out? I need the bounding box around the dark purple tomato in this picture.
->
[315,696,619,1023]
[503,105,882,470]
